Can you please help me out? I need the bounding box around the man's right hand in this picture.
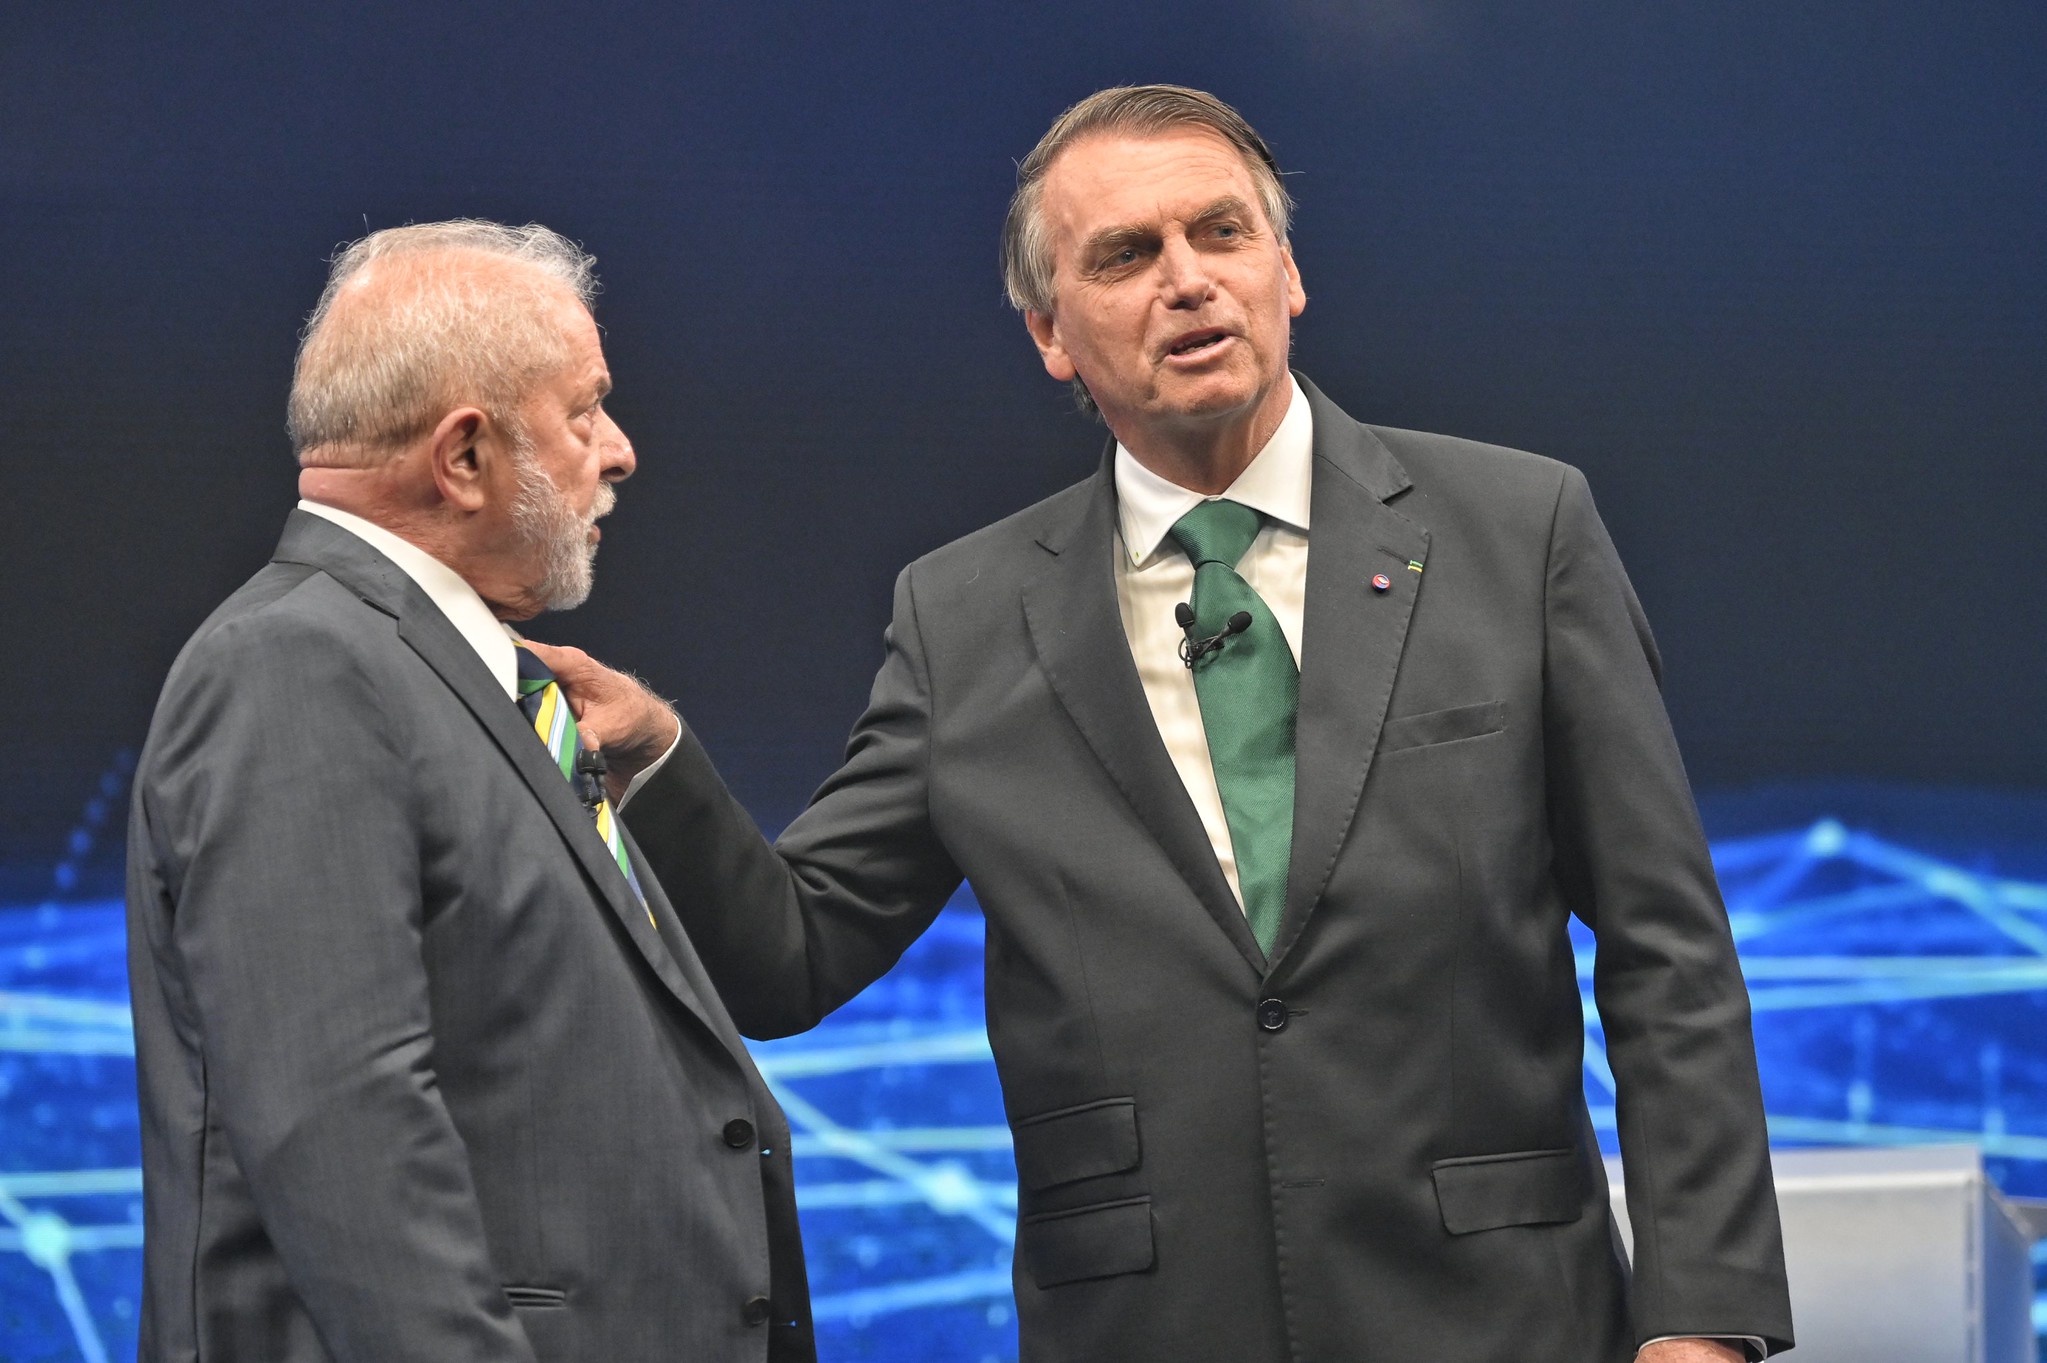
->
[521,640,681,805]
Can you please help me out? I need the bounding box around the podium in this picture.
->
[1605,1145,2045,1362]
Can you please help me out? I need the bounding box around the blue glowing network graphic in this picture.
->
[2,774,2043,1360]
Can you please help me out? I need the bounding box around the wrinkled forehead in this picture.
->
[1039,127,1266,237]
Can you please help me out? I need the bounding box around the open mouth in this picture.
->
[1166,329,1229,358]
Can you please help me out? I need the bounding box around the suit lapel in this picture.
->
[624,829,756,1058]
[1021,461,1266,975]
[1274,379,1429,964]
[272,511,731,1041]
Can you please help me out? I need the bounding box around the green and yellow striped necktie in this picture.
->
[514,643,653,928]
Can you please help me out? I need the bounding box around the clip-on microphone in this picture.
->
[575,746,610,811]
[1176,602,1254,668]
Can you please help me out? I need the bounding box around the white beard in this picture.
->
[509,447,614,612]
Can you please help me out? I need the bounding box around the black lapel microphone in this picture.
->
[1176,602,1254,668]
[575,747,609,810]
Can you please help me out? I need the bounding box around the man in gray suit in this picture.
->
[126,221,811,1362]
[544,87,1792,1361]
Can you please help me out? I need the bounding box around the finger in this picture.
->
[522,639,588,675]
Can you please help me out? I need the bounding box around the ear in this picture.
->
[1023,309,1078,383]
[1281,242,1307,318]
[426,407,491,512]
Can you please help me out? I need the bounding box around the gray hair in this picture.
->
[287,219,598,460]
[1000,85,1294,317]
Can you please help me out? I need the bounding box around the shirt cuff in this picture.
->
[1641,1337,1767,1361]
[616,722,683,810]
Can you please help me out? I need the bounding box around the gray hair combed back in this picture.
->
[287,220,598,460]
[1000,85,1294,316]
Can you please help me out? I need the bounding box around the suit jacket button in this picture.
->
[723,1118,756,1149]
[1257,998,1289,1032]
[742,1295,773,1326]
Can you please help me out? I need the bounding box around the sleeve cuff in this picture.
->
[1641,1337,1768,1361]
[617,723,683,810]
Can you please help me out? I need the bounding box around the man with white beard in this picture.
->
[125,220,813,1363]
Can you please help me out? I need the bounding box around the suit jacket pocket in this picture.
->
[1378,700,1506,754]
[1019,1195,1155,1288]
[1431,1148,1586,1234]
[1012,1097,1140,1192]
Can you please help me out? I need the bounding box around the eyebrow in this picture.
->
[1188,195,1255,228]
[1077,195,1259,265]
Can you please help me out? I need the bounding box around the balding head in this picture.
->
[291,220,636,623]
[288,221,598,466]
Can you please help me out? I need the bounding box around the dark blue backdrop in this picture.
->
[2,2,2041,1358]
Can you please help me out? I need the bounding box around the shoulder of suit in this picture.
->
[163,559,395,693]
[1363,423,1581,511]
[898,473,1097,587]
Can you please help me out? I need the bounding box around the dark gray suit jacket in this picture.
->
[629,377,1793,1361]
[126,512,812,1362]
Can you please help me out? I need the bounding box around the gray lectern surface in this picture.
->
[1607,1145,2042,1362]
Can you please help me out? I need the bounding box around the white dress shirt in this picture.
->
[1113,375,1313,911]
[297,501,685,807]
[297,500,520,700]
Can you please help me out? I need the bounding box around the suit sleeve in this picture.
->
[141,612,535,1363]
[1540,467,1794,1354]
[627,566,964,1038]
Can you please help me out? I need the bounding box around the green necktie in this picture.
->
[1168,499,1297,956]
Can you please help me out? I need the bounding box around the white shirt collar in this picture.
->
[1113,374,1314,567]
[297,500,521,699]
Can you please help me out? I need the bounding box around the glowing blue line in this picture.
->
[753,1028,993,1078]
[45,1252,109,1363]
[0,1025,134,1056]
[791,1126,1013,1156]
[1759,1114,2047,1161]
[1723,836,1820,916]
[1747,977,2047,1010]
[769,1082,1016,1244]
[0,1169,142,1198]
[1572,951,2047,984]
[0,1224,145,1253]
[1726,882,1935,942]
[0,1188,112,1363]
[1588,1107,2047,1161]
[808,1266,1015,1321]
[1705,831,1813,874]
[791,1179,1018,1211]
[1835,832,2047,955]
[0,992,131,1026]
[1736,957,2047,980]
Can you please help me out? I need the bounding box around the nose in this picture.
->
[1156,233,1213,309]
[597,408,636,481]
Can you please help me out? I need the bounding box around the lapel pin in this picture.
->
[1371,573,1391,592]
[1407,560,1424,573]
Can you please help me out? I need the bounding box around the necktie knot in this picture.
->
[515,643,556,694]
[1168,498,1263,570]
